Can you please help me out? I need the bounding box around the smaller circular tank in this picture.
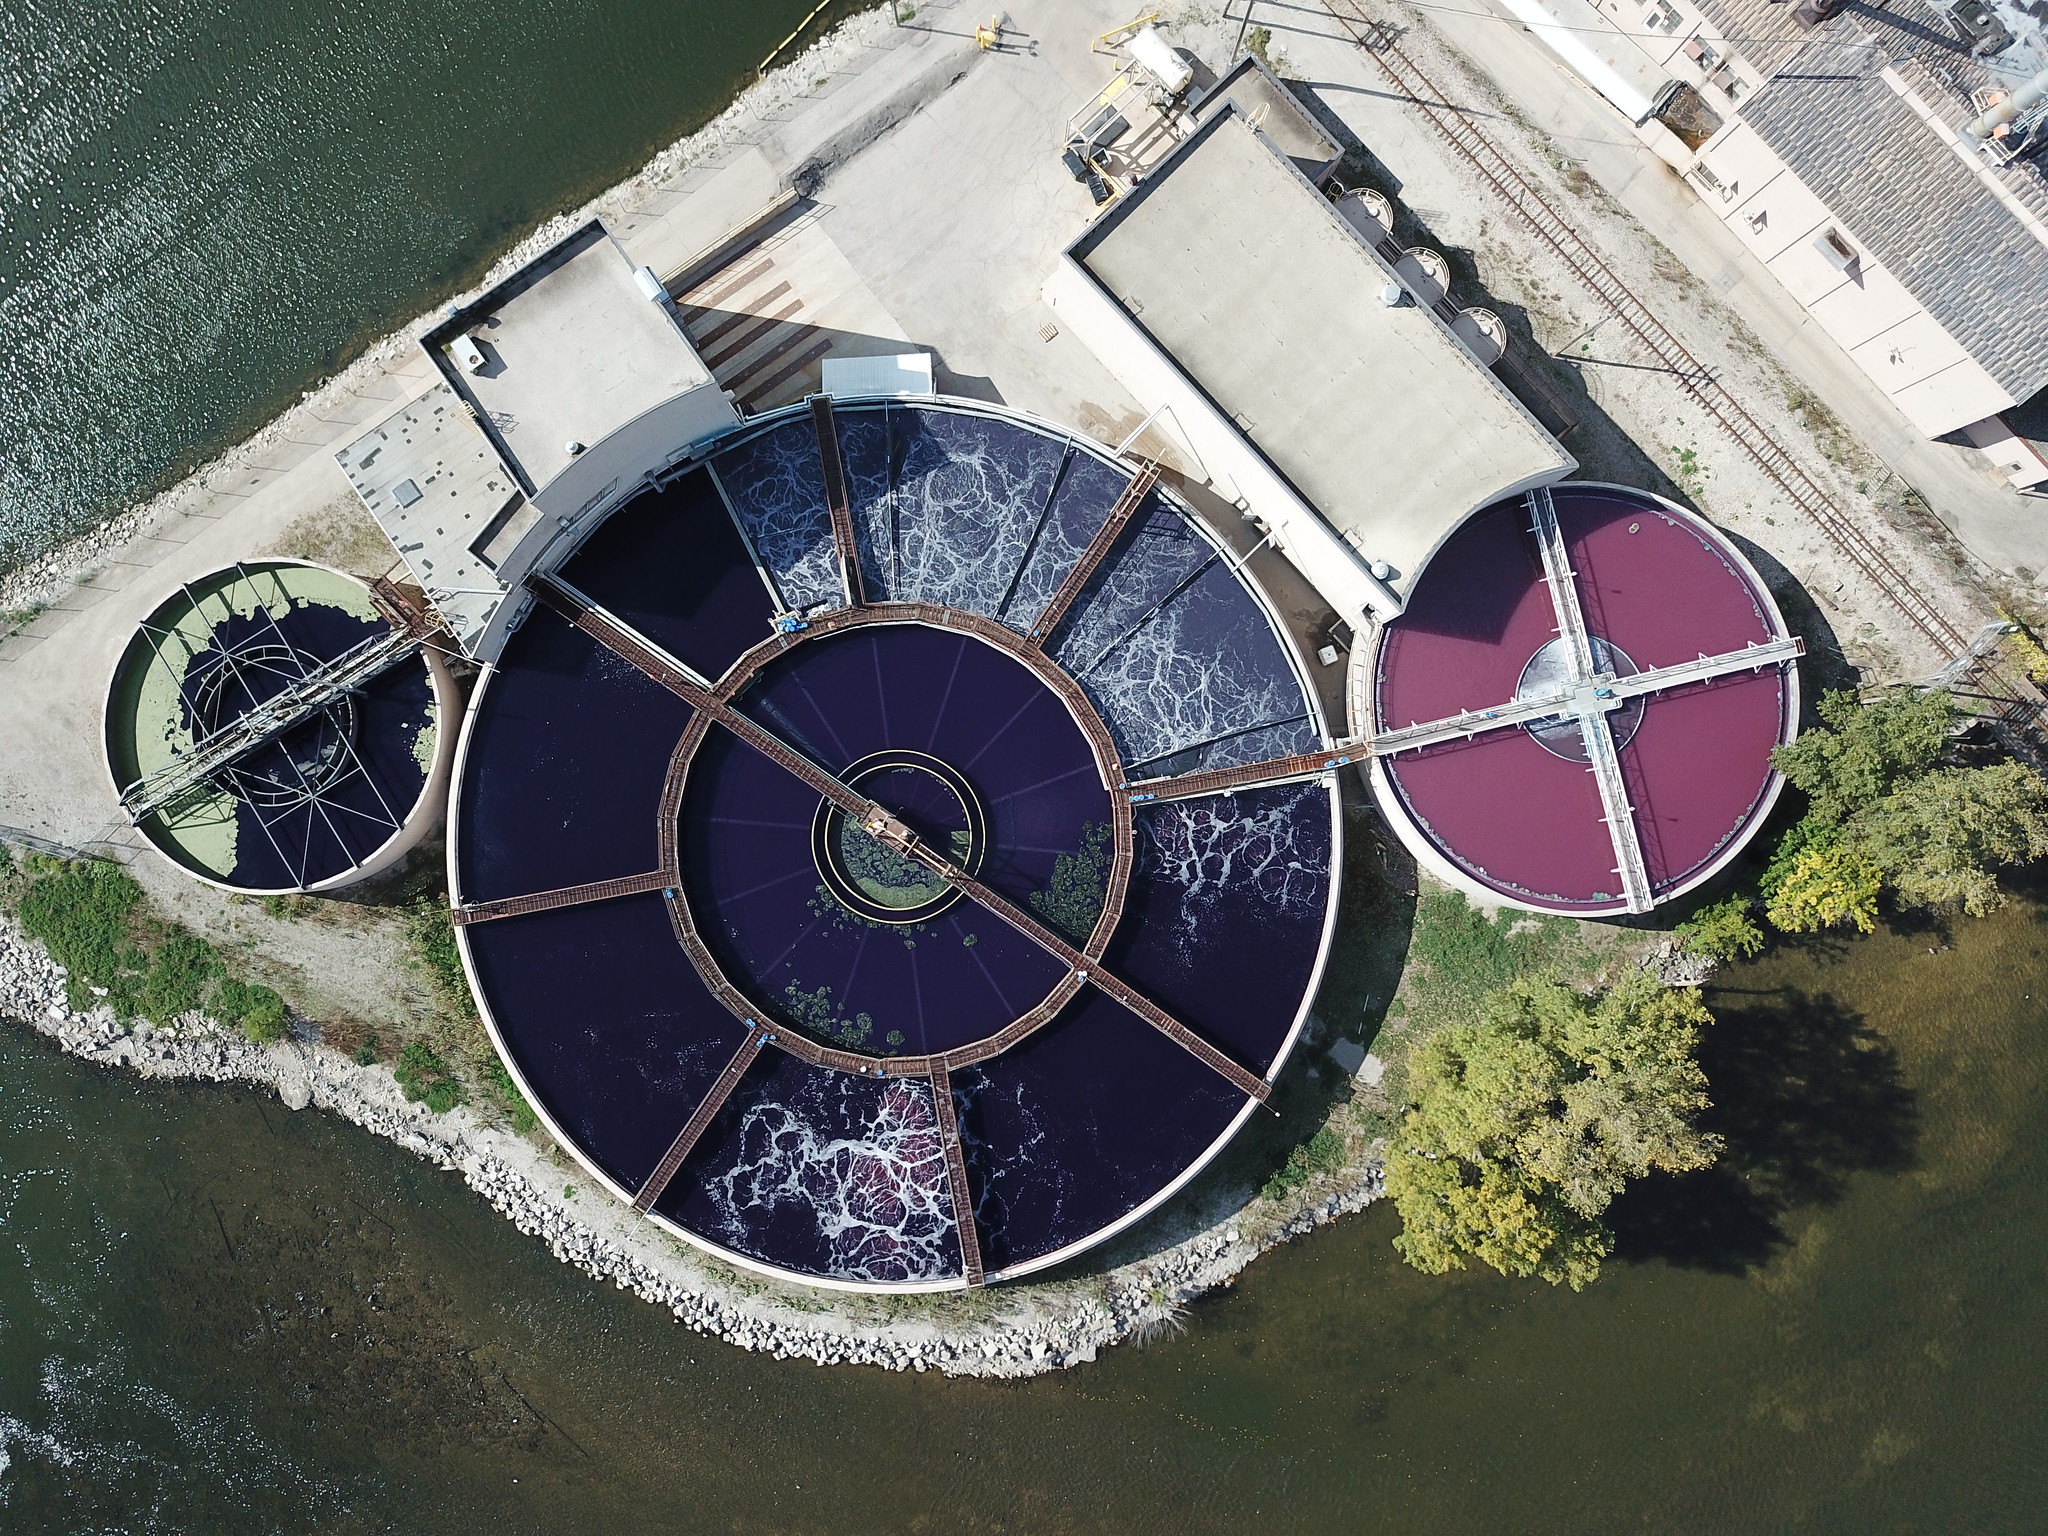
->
[104,561,457,894]
[1367,484,1798,916]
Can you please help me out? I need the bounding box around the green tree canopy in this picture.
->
[1760,689,2048,928]
[1386,972,1720,1290]
[1851,762,2048,916]
[1770,687,1951,827]
[1763,839,1882,934]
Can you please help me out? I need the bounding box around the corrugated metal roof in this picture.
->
[1718,11,2048,404]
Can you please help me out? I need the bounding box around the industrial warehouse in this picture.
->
[85,46,1805,1292]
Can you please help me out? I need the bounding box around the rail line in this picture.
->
[1320,0,2046,750]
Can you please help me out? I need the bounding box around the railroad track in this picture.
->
[1320,0,2047,755]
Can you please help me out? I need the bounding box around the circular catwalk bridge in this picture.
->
[450,400,1342,1290]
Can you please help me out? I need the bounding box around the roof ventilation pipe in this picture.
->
[1967,65,2048,140]
[1378,281,1407,307]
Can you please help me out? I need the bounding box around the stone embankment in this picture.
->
[0,913,1383,1376]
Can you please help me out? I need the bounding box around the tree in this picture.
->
[1761,688,2048,929]
[1771,687,1952,827]
[1385,973,1720,1290]
[1764,841,1882,933]
[1851,762,2048,916]
[1674,894,1764,961]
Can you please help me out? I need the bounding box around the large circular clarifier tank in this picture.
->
[104,561,456,894]
[1368,484,1798,915]
[451,400,1341,1291]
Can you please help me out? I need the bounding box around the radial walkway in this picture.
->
[633,1022,771,1214]
[927,1062,985,1286]
[451,869,673,927]
[1026,462,1159,646]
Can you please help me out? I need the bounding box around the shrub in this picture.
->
[1674,895,1765,962]
[1262,1126,1346,1201]
[395,1039,464,1113]
[131,929,221,1023]
[215,976,290,1043]
[15,859,146,1011]
[1764,843,1883,933]
[10,857,296,1037]
[353,1032,381,1067]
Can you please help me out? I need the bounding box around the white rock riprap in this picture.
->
[0,911,1383,1375]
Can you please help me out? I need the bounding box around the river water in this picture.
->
[3,884,2043,1534]
[0,0,861,574]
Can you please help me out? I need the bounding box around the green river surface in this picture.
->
[4,0,2047,1528]
[0,0,866,574]
[2,885,2043,1534]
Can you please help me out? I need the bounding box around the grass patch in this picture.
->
[1261,1126,1345,1201]
[10,856,290,1040]
[485,1057,537,1132]
[1400,888,1585,1032]
[403,898,473,1018]
[398,895,539,1129]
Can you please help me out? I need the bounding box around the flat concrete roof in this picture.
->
[430,221,714,493]
[1191,56,1341,183]
[1070,109,1571,594]
[333,383,518,648]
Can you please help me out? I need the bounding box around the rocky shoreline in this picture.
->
[0,911,1385,1377]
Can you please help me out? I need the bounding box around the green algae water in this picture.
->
[3,883,2044,1533]
[0,0,865,575]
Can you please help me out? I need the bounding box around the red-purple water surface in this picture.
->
[1376,487,1792,911]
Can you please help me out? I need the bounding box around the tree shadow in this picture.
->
[1607,985,1917,1273]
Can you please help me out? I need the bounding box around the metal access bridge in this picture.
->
[117,572,440,835]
